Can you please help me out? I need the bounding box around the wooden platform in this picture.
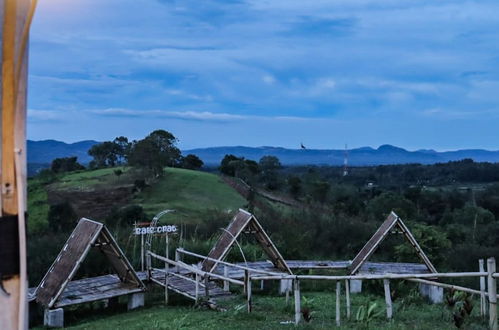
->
[143,269,232,302]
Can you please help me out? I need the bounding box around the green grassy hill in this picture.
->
[134,167,247,223]
[28,167,247,233]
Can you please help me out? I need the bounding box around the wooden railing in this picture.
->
[172,249,499,329]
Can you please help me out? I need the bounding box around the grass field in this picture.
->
[39,289,490,330]
[133,168,247,223]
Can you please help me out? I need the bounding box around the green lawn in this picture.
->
[44,290,489,330]
[133,168,247,223]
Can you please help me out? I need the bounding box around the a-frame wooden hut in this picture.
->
[201,209,292,274]
[35,218,145,309]
[349,211,437,275]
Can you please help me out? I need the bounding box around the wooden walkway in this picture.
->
[139,269,232,302]
[29,273,145,307]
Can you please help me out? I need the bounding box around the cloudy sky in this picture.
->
[28,0,499,150]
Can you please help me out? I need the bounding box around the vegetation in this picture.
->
[32,290,491,329]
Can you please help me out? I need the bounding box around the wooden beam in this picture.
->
[488,258,497,330]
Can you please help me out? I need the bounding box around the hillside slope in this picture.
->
[28,167,247,233]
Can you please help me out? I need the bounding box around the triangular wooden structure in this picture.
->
[36,218,145,308]
[201,209,292,274]
[349,211,437,275]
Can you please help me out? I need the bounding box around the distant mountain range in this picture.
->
[28,139,99,164]
[27,139,499,167]
[184,145,499,166]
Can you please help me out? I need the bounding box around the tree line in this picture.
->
[48,130,204,176]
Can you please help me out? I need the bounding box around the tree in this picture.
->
[128,130,181,177]
[50,156,85,173]
[181,154,204,170]
[113,136,131,164]
[88,141,118,168]
[220,154,240,176]
[259,156,281,190]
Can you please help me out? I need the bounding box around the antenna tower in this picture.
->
[343,144,349,176]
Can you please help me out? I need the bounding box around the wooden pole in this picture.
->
[488,257,497,330]
[175,249,180,273]
[195,273,200,304]
[345,279,351,319]
[285,283,290,305]
[383,279,393,319]
[244,270,249,295]
[140,234,144,271]
[223,266,229,292]
[164,264,169,305]
[480,259,487,317]
[247,274,252,313]
[294,279,301,325]
[0,1,36,329]
[336,281,341,326]
[204,276,210,300]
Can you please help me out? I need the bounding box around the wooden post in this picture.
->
[246,274,252,313]
[383,279,393,319]
[286,285,290,305]
[165,234,169,260]
[195,273,200,304]
[480,259,487,317]
[204,276,210,300]
[0,0,35,329]
[175,249,180,273]
[140,234,144,271]
[146,252,151,281]
[336,281,341,327]
[164,264,169,305]
[488,257,497,330]
[223,265,229,292]
[294,279,301,325]
[244,270,249,295]
[345,279,351,319]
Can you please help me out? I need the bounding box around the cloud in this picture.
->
[28,109,63,121]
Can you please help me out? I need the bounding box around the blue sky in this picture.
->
[28,0,499,150]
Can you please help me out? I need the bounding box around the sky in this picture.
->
[27,0,499,150]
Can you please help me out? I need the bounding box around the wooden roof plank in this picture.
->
[201,209,292,274]
[349,211,437,275]
[35,218,145,308]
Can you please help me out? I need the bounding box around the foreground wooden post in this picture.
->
[383,279,393,319]
[488,257,497,330]
[345,279,351,319]
[294,279,301,325]
[336,281,341,326]
[247,274,252,313]
[480,259,487,317]
[223,266,230,292]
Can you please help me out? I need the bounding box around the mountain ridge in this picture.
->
[27,139,499,166]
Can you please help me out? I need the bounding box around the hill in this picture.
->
[28,167,247,233]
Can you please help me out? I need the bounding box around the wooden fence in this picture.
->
[159,249,499,329]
